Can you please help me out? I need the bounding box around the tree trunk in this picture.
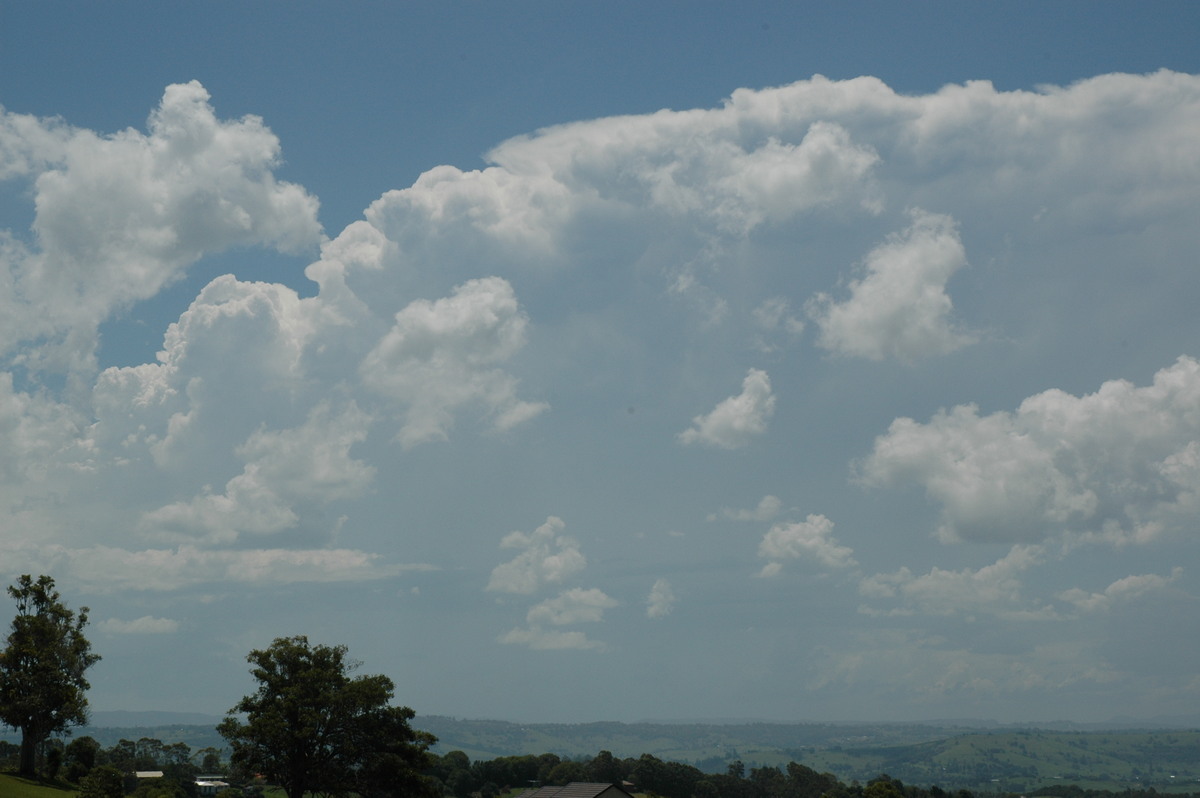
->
[18,729,38,777]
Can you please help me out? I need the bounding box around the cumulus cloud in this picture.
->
[526,587,617,626]
[99,616,180,635]
[487,517,587,594]
[758,514,857,577]
[809,210,976,361]
[858,544,1049,618]
[499,587,616,652]
[139,400,374,544]
[710,495,783,522]
[0,81,321,374]
[646,578,676,619]
[679,369,775,449]
[1058,568,1182,613]
[360,277,548,447]
[860,356,1200,545]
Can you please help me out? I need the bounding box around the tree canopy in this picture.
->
[217,635,437,798]
[0,574,101,777]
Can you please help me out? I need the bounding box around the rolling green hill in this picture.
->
[0,773,78,798]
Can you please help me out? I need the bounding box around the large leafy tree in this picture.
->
[0,574,101,777]
[218,635,437,798]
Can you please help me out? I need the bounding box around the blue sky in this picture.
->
[2,2,1200,726]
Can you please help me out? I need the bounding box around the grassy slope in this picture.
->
[0,773,78,798]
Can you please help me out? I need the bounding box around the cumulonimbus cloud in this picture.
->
[2,69,1199,614]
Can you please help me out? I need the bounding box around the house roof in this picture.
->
[516,782,635,798]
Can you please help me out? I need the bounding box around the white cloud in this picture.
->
[526,587,617,626]
[711,495,782,522]
[758,514,857,576]
[860,356,1200,545]
[0,81,321,374]
[139,400,374,544]
[99,616,179,635]
[809,209,976,361]
[679,369,775,449]
[646,578,676,619]
[1058,568,1182,613]
[486,517,587,594]
[360,276,548,448]
[858,544,1049,618]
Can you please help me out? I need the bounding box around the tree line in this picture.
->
[0,734,223,795]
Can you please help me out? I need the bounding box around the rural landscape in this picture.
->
[5,712,1200,798]
[2,575,1200,798]
[3,5,1200,798]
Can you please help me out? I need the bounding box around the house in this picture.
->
[515,782,637,798]
[195,777,231,796]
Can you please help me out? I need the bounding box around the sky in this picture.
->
[2,1,1200,727]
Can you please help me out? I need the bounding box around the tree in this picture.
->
[217,635,437,798]
[0,574,101,777]
[65,735,102,782]
[80,765,127,798]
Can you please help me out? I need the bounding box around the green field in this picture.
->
[0,773,78,798]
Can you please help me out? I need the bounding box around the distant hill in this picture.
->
[803,728,1200,793]
[416,716,1200,792]
[88,710,225,728]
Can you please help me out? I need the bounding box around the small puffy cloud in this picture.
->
[758,514,857,576]
[809,210,976,362]
[361,277,548,448]
[860,356,1200,545]
[646,578,676,619]
[500,587,615,651]
[858,544,1049,619]
[99,616,179,635]
[679,369,775,449]
[526,587,617,626]
[486,517,586,594]
[1058,568,1182,613]
[711,495,783,522]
